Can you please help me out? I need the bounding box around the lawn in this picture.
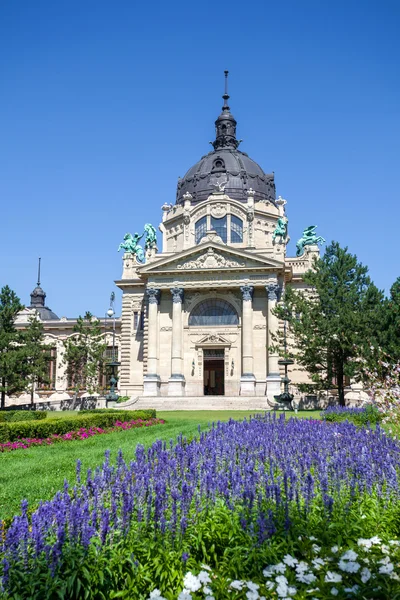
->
[0,410,320,520]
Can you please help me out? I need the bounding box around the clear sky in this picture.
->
[1,0,399,318]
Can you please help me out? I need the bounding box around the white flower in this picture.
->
[325,571,342,583]
[341,550,358,561]
[361,567,371,583]
[205,597,214,600]
[309,536,317,541]
[283,554,298,567]
[344,585,360,594]
[275,576,288,585]
[203,587,213,595]
[306,589,319,594]
[246,592,259,600]
[370,536,381,545]
[265,581,275,591]
[246,582,259,592]
[312,558,325,569]
[274,563,287,574]
[149,591,166,600]
[263,566,274,578]
[178,593,192,600]
[331,545,339,553]
[381,544,390,554]
[379,556,391,565]
[389,540,400,546]
[338,560,360,573]
[312,544,321,553]
[295,561,310,573]
[357,538,372,550]
[198,571,211,585]
[201,564,212,571]
[390,572,400,581]
[379,563,394,574]
[296,572,317,584]
[183,573,201,592]
[230,580,244,590]
[330,588,338,597]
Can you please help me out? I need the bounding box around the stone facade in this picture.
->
[116,189,320,402]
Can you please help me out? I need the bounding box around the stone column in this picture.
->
[168,287,186,396]
[240,284,256,396]
[143,287,161,396]
[266,280,282,401]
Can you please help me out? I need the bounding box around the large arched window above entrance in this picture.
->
[189,299,239,326]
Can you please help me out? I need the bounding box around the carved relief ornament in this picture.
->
[210,203,227,218]
[177,248,245,270]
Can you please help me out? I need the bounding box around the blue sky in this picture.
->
[1,0,399,317]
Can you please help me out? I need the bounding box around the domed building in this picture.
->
[116,73,321,406]
[10,74,323,410]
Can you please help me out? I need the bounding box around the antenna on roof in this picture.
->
[222,70,230,109]
[37,257,41,286]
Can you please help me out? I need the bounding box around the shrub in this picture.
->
[0,410,47,423]
[116,395,130,403]
[79,408,156,419]
[0,410,156,443]
[321,404,382,425]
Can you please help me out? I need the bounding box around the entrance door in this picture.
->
[203,349,225,396]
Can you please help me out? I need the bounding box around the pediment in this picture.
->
[195,333,231,347]
[138,242,283,274]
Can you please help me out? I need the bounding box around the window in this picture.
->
[133,311,144,331]
[195,216,207,244]
[99,346,119,389]
[38,347,57,390]
[189,299,238,326]
[211,216,227,243]
[230,215,243,243]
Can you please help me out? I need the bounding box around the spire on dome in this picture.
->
[30,257,46,308]
[212,70,240,150]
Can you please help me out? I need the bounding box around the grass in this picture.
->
[0,410,321,521]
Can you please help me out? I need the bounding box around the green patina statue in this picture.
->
[144,223,157,251]
[118,233,145,263]
[296,225,325,257]
[272,216,288,242]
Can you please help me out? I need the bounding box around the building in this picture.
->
[116,74,320,404]
[11,74,327,408]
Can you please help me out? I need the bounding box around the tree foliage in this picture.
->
[0,286,25,409]
[22,313,52,404]
[63,312,106,393]
[273,242,383,405]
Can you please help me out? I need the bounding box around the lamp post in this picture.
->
[274,307,294,408]
[105,292,120,404]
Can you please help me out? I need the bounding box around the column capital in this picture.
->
[240,285,254,302]
[170,287,184,303]
[266,281,280,301]
[146,287,160,304]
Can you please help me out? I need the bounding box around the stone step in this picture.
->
[115,396,274,411]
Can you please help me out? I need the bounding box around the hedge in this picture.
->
[0,410,157,443]
[0,410,47,423]
[79,408,156,418]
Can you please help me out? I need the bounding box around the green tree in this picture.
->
[273,242,383,406]
[0,286,25,409]
[22,313,52,404]
[378,277,400,362]
[63,312,106,394]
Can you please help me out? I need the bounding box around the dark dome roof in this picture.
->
[176,147,276,205]
[30,278,59,321]
[176,71,276,205]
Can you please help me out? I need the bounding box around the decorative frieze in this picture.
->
[177,248,245,270]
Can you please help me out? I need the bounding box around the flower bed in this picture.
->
[0,409,156,443]
[1,415,400,598]
[0,418,165,452]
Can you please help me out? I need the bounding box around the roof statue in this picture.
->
[272,216,288,242]
[296,226,325,257]
[144,223,157,251]
[118,232,145,263]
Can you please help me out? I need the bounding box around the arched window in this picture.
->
[211,216,227,243]
[230,215,243,243]
[195,216,207,244]
[189,299,239,326]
